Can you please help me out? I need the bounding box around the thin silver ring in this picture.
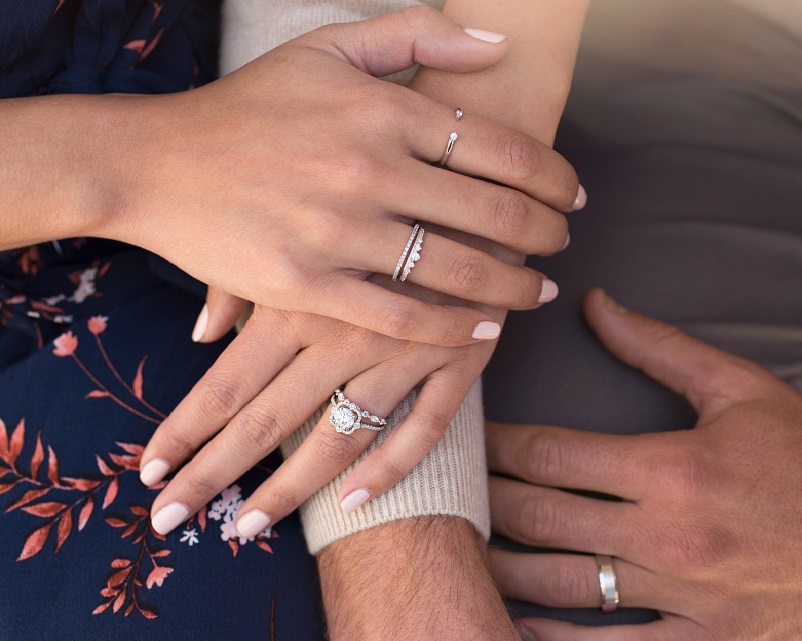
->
[595,554,620,613]
[400,226,424,282]
[439,132,459,166]
[392,224,420,282]
[329,389,387,436]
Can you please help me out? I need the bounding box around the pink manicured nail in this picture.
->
[237,510,272,539]
[463,27,507,43]
[140,458,171,487]
[191,304,208,342]
[603,291,627,314]
[573,185,588,211]
[340,489,371,514]
[151,503,190,535]
[472,321,501,340]
[538,280,559,303]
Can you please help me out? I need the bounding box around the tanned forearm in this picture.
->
[320,3,589,641]
[319,517,518,641]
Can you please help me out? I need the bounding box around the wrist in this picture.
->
[318,516,518,641]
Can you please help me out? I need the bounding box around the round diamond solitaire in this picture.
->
[329,389,387,435]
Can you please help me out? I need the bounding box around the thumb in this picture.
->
[305,6,508,78]
[583,288,769,417]
[191,286,248,344]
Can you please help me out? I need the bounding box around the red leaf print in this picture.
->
[125,602,134,617]
[98,262,111,278]
[197,508,207,533]
[109,453,139,470]
[105,517,127,528]
[108,568,129,587]
[63,477,101,491]
[228,539,239,557]
[117,442,144,456]
[96,455,114,476]
[256,540,274,554]
[56,509,73,551]
[21,501,66,518]
[140,28,164,62]
[9,420,24,466]
[123,39,145,54]
[30,432,44,479]
[145,565,173,589]
[86,390,111,399]
[78,497,93,530]
[130,505,148,517]
[6,487,49,512]
[92,601,112,615]
[112,590,125,613]
[122,522,137,539]
[103,477,119,509]
[17,522,53,560]
[0,419,9,459]
[138,605,158,619]
[111,558,131,569]
[47,446,60,485]
[0,481,18,495]
[100,586,118,598]
[150,549,170,558]
[133,356,147,400]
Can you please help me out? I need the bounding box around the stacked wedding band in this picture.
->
[595,554,620,613]
[329,389,387,435]
[392,223,425,283]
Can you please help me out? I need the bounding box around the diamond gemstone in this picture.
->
[332,406,358,432]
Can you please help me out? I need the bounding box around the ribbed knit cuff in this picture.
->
[280,381,490,555]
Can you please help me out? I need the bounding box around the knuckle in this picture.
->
[664,519,731,570]
[182,472,222,501]
[314,429,363,465]
[399,5,438,31]
[378,302,419,338]
[378,457,408,485]
[197,377,242,420]
[497,134,541,183]
[518,494,562,543]
[554,564,595,606]
[660,449,711,499]
[231,407,284,453]
[332,151,388,197]
[448,252,487,296]
[417,411,452,450]
[525,431,571,482]
[492,191,530,240]
[159,428,196,462]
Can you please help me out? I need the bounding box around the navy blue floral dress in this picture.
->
[0,2,324,639]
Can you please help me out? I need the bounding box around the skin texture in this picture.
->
[489,289,802,641]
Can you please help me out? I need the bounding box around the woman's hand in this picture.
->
[107,7,578,347]
[139,281,507,536]
[488,289,802,641]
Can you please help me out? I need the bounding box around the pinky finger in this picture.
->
[515,616,697,641]
[337,367,468,510]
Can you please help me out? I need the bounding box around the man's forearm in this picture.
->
[319,516,519,641]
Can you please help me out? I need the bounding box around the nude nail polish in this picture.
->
[237,510,272,540]
[472,321,501,340]
[573,184,588,211]
[463,28,507,43]
[140,458,171,487]
[538,279,559,303]
[151,503,190,535]
[191,304,208,342]
[340,489,371,514]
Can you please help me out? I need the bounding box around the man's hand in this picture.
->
[319,516,520,641]
[488,288,802,641]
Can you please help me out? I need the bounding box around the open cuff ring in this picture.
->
[329,389,387,435]
[595,554,620,613]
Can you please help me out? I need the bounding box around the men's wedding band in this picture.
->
[392,224,425,283]
[329,389,387,435]
[595,554,620,613]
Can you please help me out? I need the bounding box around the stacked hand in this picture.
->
[137,8,583,537]
[489,289,802,641]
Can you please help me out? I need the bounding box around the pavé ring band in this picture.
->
[329,389,387,435]
[399,225,424,283]
[392,224,421,282]
[595,554,620,613]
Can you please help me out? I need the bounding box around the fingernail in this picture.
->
[191,304,209,342]
[538,279,559,303]
[602,291,628,314]
[237,510,272,539]
[463,27,507,43]
[151,503,190,535]
[573,184,588,211]
[561,232,571,250]
[140,458,171,487]
[472,320,501,340]
[514,621,538,641]
[340,489,371,514]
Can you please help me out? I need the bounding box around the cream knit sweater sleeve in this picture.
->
[220,0,488,555]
